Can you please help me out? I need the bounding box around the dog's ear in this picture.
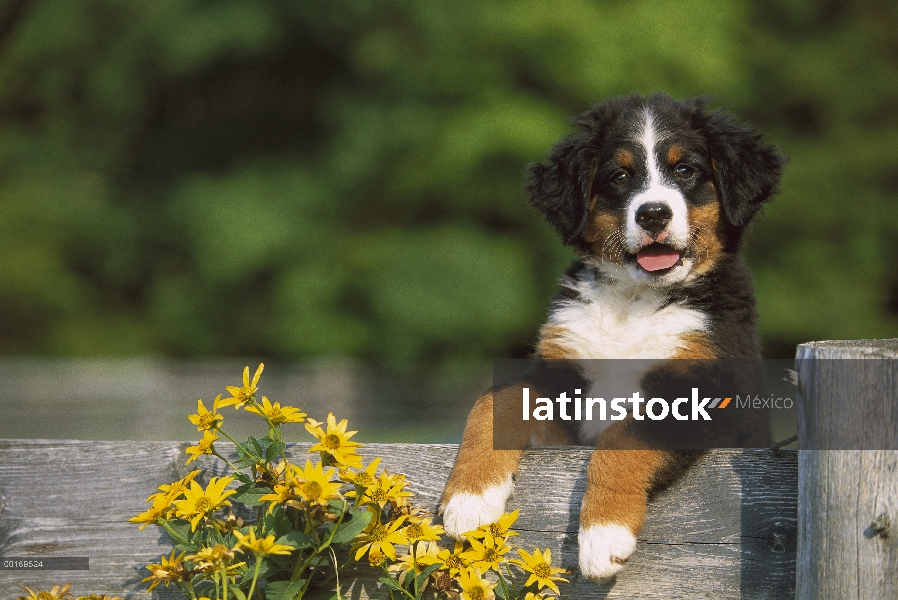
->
[704,110,787,227]
[525,135,596,245]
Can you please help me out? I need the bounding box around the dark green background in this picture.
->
[2,0,897,368]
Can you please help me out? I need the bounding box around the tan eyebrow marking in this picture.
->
[667,144,684,164]
[615,149,633,169]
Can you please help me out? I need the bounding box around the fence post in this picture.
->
[795,340,898,599]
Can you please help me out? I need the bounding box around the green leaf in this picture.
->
[161,518,201,550]
[495,581,508,600]
[248,435,264,456]
[230,587,247,600]
[235,443,261,467]
[265,579,306,600]
[329,509,373,545]
[266,441,287,461]
[232,471,253,484]
[264,509,293,537]
[233,482,272,506]
[173,541,201,552]
[378,576,405,592]
[402,570,414,589]
[276,530,315,550]
[415,562,443,590]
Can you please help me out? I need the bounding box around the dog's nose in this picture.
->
[635,202,672,235]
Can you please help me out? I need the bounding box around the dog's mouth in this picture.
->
[633,243,683,274]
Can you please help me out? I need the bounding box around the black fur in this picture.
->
[525,93,786,241]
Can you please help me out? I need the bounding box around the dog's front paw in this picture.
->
[578,523,637,581]
[440,476,513,538]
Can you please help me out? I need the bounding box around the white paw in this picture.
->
[441,477,513,538]
[578,523,637,581]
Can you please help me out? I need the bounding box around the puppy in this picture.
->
[439,93,785,581]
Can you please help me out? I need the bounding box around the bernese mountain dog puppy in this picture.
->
[439,93,785,581]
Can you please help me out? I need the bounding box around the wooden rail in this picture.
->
[3,339,896,599]
[0,441,796,599]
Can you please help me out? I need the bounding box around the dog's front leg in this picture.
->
[440,385,573,537]
[578,420,700,581]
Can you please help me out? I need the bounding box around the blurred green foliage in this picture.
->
[0,0,896,365]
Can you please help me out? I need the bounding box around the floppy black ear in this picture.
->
[525,135,596,245]
[704,110,786,227]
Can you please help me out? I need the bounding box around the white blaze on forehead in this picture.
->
[625,109,690,250]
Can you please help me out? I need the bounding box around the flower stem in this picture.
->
[220,562,229,600]
[247,554,263,600]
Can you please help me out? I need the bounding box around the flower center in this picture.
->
[371,524,388,542]
[195,497,213,513]
[483,548,498,562]
[534,561,552,578]
[466,585,486,600]
[404,523,424,540]
[268,406,283,421]
[368,487,388,503]
[323,434,342,450]
[488,523,502,537]
[198,439,214,452]
[302,481,322,499]
[445,554,462,569]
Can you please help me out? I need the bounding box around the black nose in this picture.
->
[635,202,672,235]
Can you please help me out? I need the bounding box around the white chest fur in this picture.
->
[546,274,708,442]
[547,274,707,360]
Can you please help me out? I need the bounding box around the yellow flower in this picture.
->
[173,476,237,531]
[461,534,511,572]
[76,595,123,600]
[17,585,73,600]
[511,548,569,595]
[401,517,445,545]
[140,550,190,592]
[149,470,202,503]
[353,515,407,561]
[341,457,381,488]
[215,512,245,533]
[524,594,549,600]
[292,459,342,506]
[233,528,294,556]
[368,548,386,567]
[467,510,520,541]
[259,481,295,514]
[186,543,237,567]
[357,471,412,508]
[456,567,496,600]
[188,396,224,431]
[246,396,306,424]
[305,412,363,468]
[436,540,468,576]
[186,544,245,582]
[129,492,177,530]
[219,363,264,409]
[185,429,219,464]
[388,540,441,584]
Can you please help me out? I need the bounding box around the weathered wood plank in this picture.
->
[795,340,898,600]
[0,440,796,599]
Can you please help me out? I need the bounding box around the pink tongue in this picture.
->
[637,246,681,272]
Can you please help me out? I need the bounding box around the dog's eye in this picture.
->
[674,164,696,179]
[611,171,629,185]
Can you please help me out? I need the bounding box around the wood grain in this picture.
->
[795,339,898,600]
[0,440,797,599]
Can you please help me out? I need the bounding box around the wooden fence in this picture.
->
[0,340,894,599]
